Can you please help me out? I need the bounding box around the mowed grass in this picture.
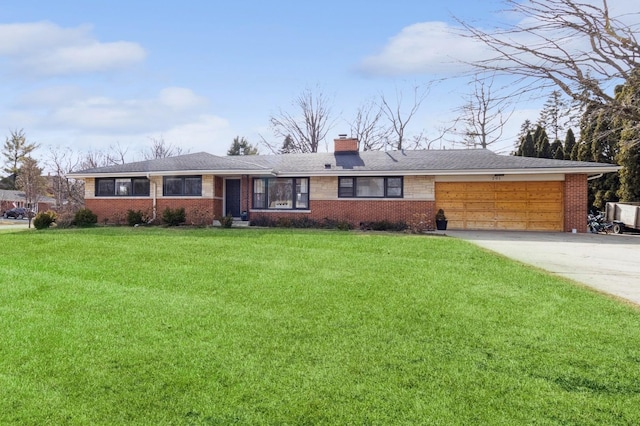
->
[1,227,640,425]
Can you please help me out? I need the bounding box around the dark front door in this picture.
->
[225,179,241,217]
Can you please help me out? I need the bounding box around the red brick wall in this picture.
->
[86,198,217,225]
[564,174,588,233]
[251,200,436,228]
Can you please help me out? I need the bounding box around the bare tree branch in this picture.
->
[379,84,429,150]
[348,98,391,151]
[267,86,336,153]
[452,74,514,149]
[457,0,640,125]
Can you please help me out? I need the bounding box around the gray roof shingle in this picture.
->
[68,149,620,177]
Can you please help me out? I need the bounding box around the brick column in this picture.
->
[564,174,588,233]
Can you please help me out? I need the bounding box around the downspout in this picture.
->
[147,174,157,221]
[588,173,604,181]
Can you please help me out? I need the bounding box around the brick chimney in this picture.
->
[334,134,359,153]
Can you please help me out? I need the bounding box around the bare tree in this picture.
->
[266,86,335,153]
[16,156,47,228]
[46,146,85,209]
[458,0,640,132]
[142,136,185,159]
[453,74,514,149]
[348,98,391,151]
[379,84,429,150]
[79,151,112,170]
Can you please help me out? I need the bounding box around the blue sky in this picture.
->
[0,0,633,164]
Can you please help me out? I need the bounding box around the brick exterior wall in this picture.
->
[251,200,436,228]
[564,173,588,233]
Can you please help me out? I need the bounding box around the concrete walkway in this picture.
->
[445,230,640,306]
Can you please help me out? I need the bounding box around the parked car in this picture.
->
[3,207,35,219]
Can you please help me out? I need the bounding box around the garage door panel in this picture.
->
[496,201,528,211]
[437,201,466,210]
[436,181,563,231]
[465,202,496,211]
[495,211,528,220]
[496,221,527,230]
[496,192,528,201]
[495,182,524,192]
[528,192,563,201]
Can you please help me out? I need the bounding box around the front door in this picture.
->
[225,179,241,217]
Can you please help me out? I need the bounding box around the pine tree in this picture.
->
[521,131,536,157]
[615,69,640,202]
[227,136,259,156]
[2,129,38,190]
[533,125,551,158]
[550,140,564,159]
[564,128,576,160]
[538,90,571,141]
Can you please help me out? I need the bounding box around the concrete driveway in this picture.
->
[445,230,640,306]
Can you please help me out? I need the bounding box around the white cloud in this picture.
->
[2,86,233,158]
[37,88,214,134]
[158,87,208,110]
[0,21,145,76]
[358,22,489,76]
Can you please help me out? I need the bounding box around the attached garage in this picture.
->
[435,181,564,231]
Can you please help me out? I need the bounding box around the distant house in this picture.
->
[67,136,620,232]
[0,189,56,214]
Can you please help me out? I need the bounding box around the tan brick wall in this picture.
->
[564,173,588,233]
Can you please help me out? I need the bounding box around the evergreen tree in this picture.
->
[533,125,551,158]
[538,90,571,141]
[615,69,640,202]
[227,136,259,156]
[550,140,564,159]
[2,129,38,190]
[521,131,536,157]
[577,102,621,209]
[564,128,576,160]
[279,135,296,154]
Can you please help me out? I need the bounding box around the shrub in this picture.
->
[249,215,276,227]
[408,213,432,234]
[218,214,234,228]
[126,209,145,226]
[162,207,186,226]
[322,218,353,231]
[359,220,408,232]
[74,208,98,227]
[33,211,57,230]
[189,207,211,227]
[54,207,76,229]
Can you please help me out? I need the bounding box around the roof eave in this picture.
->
[273,166,621,177]
[66,169,275,179]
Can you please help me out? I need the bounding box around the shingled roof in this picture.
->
[68,149,620,178]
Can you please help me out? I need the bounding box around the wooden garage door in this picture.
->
[435,181,564,231]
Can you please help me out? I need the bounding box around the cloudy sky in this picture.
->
[0,0,634,166]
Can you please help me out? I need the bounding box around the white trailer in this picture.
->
[605,202,640,233]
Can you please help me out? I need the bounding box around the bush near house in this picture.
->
[32,211,57,230]
[73,208,98,227]
[162,207,186,226]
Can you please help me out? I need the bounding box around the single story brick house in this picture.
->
[67,137,619,232]
[0,189,56,215]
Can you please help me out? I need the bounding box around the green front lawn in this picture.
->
[1,227,639,424]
